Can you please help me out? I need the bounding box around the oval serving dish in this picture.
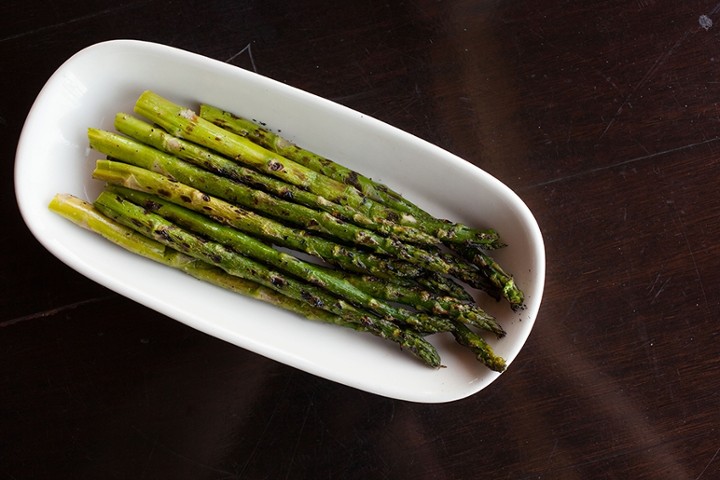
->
[15,40,545,403]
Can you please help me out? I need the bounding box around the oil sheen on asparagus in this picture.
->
[49,90,526,373]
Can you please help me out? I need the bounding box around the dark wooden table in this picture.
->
[2,1,719,478]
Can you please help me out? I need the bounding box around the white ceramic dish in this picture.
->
[15,40,545,403]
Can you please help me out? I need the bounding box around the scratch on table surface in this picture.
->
[0,295,114,328]
[138,434,159,480]
[525,136,720,189]
[225,43,258,72]
[0,1,147,44]
[599,33,689,140]
[601,5,720,139]
[533,339,693,478]
[651,278,671,305]
[695,446,720,479]
[284,402,313,480]
[670,203,711,316]
[647,273,671,305]
[131,425,236,477]
[550,438,560,457]
[237,374,291,477]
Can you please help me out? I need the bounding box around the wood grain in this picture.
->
[1,1,719,478]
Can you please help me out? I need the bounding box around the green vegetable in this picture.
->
[451,321,507,372]
[113,112,441,248]
[135,91,503,249]
[195,102,523,307]
[93,190,443,367]
[47,193,360,331]
[455,246,525,310]
[46,90,520,372]
[92,159,425,279]
[322,268,506,337]
[102,186,459,335]
[88,129,478,282]
[198,104,411,207]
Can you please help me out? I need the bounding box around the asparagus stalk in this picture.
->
[47,193,359,330]
[104,187,505,369]
[456,246,525,309]
[92,159,426,278]
[49,193,440,367]
[413,273,474,303]
[199,104,412,207]
[49,193,166,257]
[321,268,506,337]
[450,321,506,372]
[108,186,496,333]
[93,176,466,306]
[195,103,522,305]
[199,103,510,250]
[92,190,442,367]
[104,186,458,334]
[51,193,506,371]
[88,129,471,279]
[113,113,440,248]
[89,128,390,251]
[134,91,502,249]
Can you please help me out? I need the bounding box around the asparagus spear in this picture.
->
[134,91,502,249]
[108,186,495,334]
[102,188,505,370]
[94,175,466,306]
[199,104,412,207]
[49,193,440,367]
[198,104,500,230]
[320,268,506,337]
[103,186,459,334]
[47,193,358,329]
[415,275,472,303]
[450,321,506,372]
[92,190,442,367]
[113,113,440,248]
[196,103,523,305]
[92,159,425,278]
[89,133,497,290]
[456,246,525,310]
[88,129,471,279]
[199,103,512,251]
